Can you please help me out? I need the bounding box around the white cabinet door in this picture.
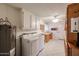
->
[31,15,36,30]
[22,10,32,30]
[22,9,39,30]
[22,39,32,56]
[23,14,31,30]
[23,14,37,30]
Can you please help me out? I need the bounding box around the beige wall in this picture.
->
[0,4,22,30]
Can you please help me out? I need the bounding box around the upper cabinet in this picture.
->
[21,9,40,31]
[30,15,36,30]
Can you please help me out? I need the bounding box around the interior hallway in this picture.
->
[38,39,65,56]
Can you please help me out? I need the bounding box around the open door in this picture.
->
[66,3,79,56]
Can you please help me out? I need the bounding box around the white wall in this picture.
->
[40,16,66,40]
[0,4,22,30]
[48,20,65,40]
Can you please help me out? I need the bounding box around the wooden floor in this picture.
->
[38,39,65,56]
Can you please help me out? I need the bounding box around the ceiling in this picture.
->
[8,3,68,17]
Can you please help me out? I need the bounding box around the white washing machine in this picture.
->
[21,34,44,56]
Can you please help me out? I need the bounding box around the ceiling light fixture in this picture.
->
[52,14,59,23]
[52,18,59,23]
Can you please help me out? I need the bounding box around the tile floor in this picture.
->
[38,39,65,56]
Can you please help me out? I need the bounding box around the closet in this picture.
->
[0,17,16,56]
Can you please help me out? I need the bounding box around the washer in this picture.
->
[21,34,44,56]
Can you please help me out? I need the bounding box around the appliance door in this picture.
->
[31,37,39,56]
[22,38,31,56]
[39,35,45,51]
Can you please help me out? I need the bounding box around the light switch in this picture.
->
[71,17,79,33]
